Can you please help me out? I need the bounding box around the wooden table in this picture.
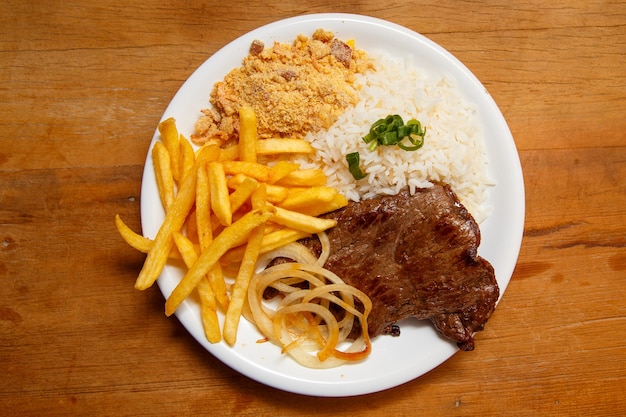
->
[2,1,625,415]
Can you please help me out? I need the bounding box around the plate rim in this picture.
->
[139,12,525,397]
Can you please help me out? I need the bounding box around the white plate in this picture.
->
[140,13,525,397]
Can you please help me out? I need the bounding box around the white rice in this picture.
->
[294,50,494,223]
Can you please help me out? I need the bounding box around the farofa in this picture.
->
[192,29,373,145]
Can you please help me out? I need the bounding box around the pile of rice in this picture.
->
[294,50,493,223]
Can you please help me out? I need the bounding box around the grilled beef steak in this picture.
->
[308,183,499,351]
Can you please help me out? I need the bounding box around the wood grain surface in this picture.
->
[1,0,625,415]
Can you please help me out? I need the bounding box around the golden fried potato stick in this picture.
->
[185,209,199,244]
[134,170,196,290]
[207,176,260,238]
[195,162,212,246]
[279,186,338,211]
[221,161,273,182]
[152,141,176,210]
[196,161,230,310]
[223,185,267,345]
[115,214,153,254]
[238,106,258,163]
[295,193,349,217]
[115,214,183,259]
[256,138,315,155]
[207,162,232,226]
[134,145,220,291]
[219,228,311,266]
[264,185,289,204]
[218,144,239,162]
[226,173,288,204]
[206,263,229,311]
[250,182,267,211]
[172,231,221,343]
[267,161,300,184]
[180,134,196,181]
[277,185,348,216]
[255,228,311,253]
[270,206,337,234]
[227,176,258,213]
[164,207,274,316]
[197,277,222,343]
[274,168,327,187]
[223,222,265,345]
[158,118,182,182]
[172,231,199,268]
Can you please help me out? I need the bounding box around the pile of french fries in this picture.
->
[116,106,348,346]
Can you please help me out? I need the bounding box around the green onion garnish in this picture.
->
[347,115,426,180]
[346,152,367,180]
[362,114,426,152]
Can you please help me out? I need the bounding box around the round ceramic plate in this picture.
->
[140,13,525,397]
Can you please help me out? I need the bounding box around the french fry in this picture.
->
[296,193,349,217]
[197,277,222,343]
[172,231,199,268]
[250,183,267,210]
[268,161,300,184]
[186,147,221,245]
[226,173,249,190]
[200,166,229,307]
[134,144,220,291]
[210,180,264,236]
[134,161,197,290]
[158,118,182,182]
[279,186,337,211]
[238,106,257,163]
[227,173,288,204]
[196,162,230,310]
[270,206,337,234]
[223,222,264,346]
[274,168,327,187]
[207,263,229,311]
[115,214,184,259]
[180,134,196,181]
[185,209,199,244]
[228,176,259,213]
[218,144,239,161]
[256,138,315,155]
[207,162,232,226]
[115,214,153,254]
[258,228,312,252]
[223,186,267,345]
[195,143,222,166]
[264,184,289,204]
[222,161,273,182]
[220,228,311,266]
[152,141,175,210]
[172,232,221,343]
[164,208,274,316]
[195,163,212,247]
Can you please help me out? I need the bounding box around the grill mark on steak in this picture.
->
[304,183,499,351]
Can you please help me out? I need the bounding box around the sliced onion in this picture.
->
[246,237,373,369]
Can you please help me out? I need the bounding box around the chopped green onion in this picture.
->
[361,114,426,152]
[347,115,426,181]
[346,152,367,180]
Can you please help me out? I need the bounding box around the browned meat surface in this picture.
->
[308,184,499,351]
[330,38,353,66]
